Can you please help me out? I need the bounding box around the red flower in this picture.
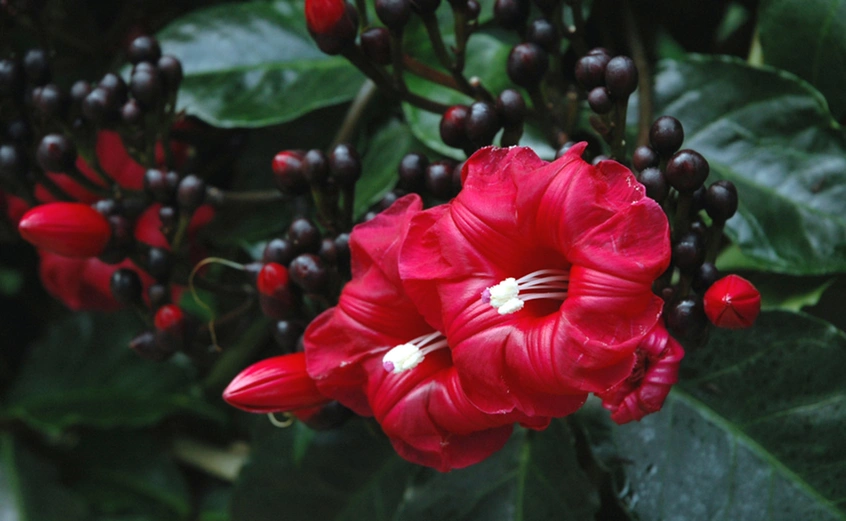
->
[400,144,671,417]
[223,352,331,413]
[304,194,547,471]
[597,324,684,424]
[703,274,761,329]
[18,202,111,258]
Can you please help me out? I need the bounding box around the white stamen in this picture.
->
[482,268,569,315]
[381,331,448,374]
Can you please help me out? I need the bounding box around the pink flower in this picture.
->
[304,194,548,471]
[400,144,671,418]
[596,324,684,424]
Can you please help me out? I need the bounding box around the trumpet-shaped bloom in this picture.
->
[597,324,684,424]
[304,194,548,471]
[400,144,671,417]
[223,352,331,413]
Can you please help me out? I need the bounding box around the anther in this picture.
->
[482,268,569,315]
[382,331,448,374]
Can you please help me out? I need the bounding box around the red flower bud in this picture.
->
[223,352,331,413]
[18,202,111,258]
[257,262,294,319]
[703,274,761,329]
[305,0,346,34]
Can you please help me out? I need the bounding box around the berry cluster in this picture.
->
[1,36,217,361]
[631,115,759,344]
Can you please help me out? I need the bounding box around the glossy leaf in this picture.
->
[157,1,364,127]
[580,311,846,520]
[231,416,597,521]
[652,56,846,274]
[758,0,846,120]
[0,312,221,435]
[354,120,413,219]
[0,433,89,521]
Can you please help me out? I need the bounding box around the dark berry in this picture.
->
[465,0,481,18]
[130,67,163,107]
[263,238,296,266]
[289,253,329,294]
[157,55,183,91]
[632,145,659,171]
[144,169,179,202]
[334,233,351,272]
[452,161,464,193]
[288,217,322,255]
[319,237,338,265]
[158,206,178,234]
[587,86,612,114]
[673,232,705,273]
[32,84,68,121]
[649,116,684,157]
[440,105,469,149]
[36,134,77,172]
[110,268,143,304]
[177,174,206,211]
[397,153,428,193]
[665,149,709,193]
[604,56,638,99]
[496,89,526,126]
[130,331,171,362]
[575,53,610,90]
[127,36,162,65]
[527,18,558,53]
[692,185,706,213]
[121,99,144,125]
[507,43,548,88]
[0,59,24,98]
[329,143,361,188]
[666,297,708,342]
[148,283,171,309]
[377,190,402,211]
[272,150,309,195]
[637,167,669,202]
[99,73,128,104]
[70,80,92,106]
[99,215,133,264]
[360,27,392,66]
[704,180,738,223]
[426,160,456,199]
[0,144,27,180]
[272,320,305,353]
[6,119,32,145]
[93,198,123,217]
[465,101,501,147]
[493,0,530,30]
[148,247,173,281]
[591,154,609,166]
[23,49,50,86]
[257,262,294,319]
[82,87,119,124]
[303,149,329,186]
[692,262,720,294]
[375,0,412,30]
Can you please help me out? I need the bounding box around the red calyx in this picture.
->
[257,262,294,319]
[18,202,112,258]
[703,274,761,329]
[154,303,184,333]
[222,352,331,413]
[305,0,346,34]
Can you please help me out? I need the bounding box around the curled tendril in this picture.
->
[188,257,247,351]
[267,412,294,428]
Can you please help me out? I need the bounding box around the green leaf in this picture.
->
[580,311,846,520]
[652,55,846,274]
[231,416,598,521]
[157,1,364,128]
[1,312,221,435]
[353,120,413,219]
[0,433,89,521]
[68,431,191,521]
[758,0,846,120]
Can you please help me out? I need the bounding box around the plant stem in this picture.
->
[623,0,652,148]
[205,187,284,207]
[566,0,589,56]
[331,80,379,149]
[389,31,408,91]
